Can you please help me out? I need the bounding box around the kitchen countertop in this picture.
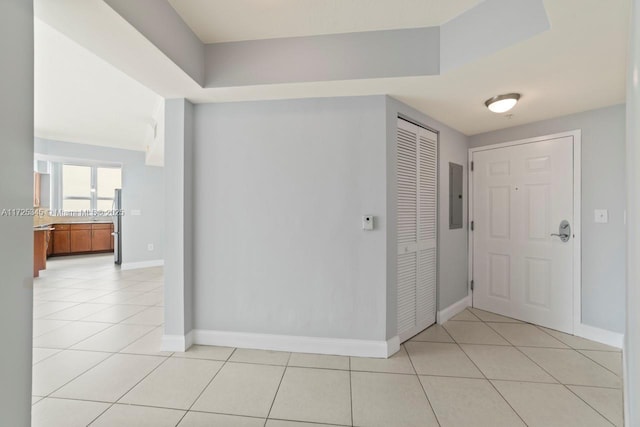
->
[34,221,113,230]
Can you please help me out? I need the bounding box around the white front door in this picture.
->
[472,135,575,333]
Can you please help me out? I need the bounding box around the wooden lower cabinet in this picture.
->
[70,229,92,252]
[52,224,71,255]
[46,230,53,257]
[49,222,115,256]
[33,230,47,277]
[91,224,112,251]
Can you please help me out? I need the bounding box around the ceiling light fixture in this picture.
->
[484,93,521,113]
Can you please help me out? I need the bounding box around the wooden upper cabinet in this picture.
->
[34,172,41,208]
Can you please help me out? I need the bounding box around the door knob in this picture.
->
[550,220,571,242]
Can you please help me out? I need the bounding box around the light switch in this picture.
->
[594,209,608,223]
[362,215,374,231]
[131,209,142,216]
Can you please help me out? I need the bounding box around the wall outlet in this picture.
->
[147,243,154,251]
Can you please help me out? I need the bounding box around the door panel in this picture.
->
[70,230,92,253]
[91,228,112,251]
[397,118,438,342]
[397,252,417,335]
[52,231,70,254]
[472,136,574,333]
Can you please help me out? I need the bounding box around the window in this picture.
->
[61,163,121,212]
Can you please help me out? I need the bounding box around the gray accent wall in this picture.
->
[0,0,34,425]
[34,138,165,266]
[104,0,205,86]
[102,0,549,89]
[441,0,549,72]
[469,104,626,333]
[205,27,440,87]
[385,97,469,339]
[164,99,194,337]
[192,96,389,340]
[626,1,639,423]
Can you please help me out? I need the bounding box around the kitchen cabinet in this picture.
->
[46,230,53,257]
[70,224,92,253]
[49,222,114,256]
[91,223,112,251]
[52,224,70,254]
[33,230,47,277]
[34,227,54,277]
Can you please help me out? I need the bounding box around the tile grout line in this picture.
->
[577,349,623,378]
[348,355,354,427]
[349,354,354,427]
[447,323,530,427]
[173,347,238,427]
[533,324,621,353]
[85,343,174,425]
[479,313,618,426]
[36,351,120,404]
[404,343,442,427]
[263,351,293,426]
[31,348,64,367]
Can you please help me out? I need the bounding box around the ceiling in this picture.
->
[182,0,629,135]
[168,0,481,43]
[34,18,162,152]
[34,0,630,154]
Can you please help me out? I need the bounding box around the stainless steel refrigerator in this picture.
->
[112,188,122,264]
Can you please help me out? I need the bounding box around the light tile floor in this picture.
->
[32,255,624,426]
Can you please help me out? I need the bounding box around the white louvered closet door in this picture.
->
[397,118,438,343]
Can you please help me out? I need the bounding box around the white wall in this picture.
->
[384,97,470,338]
[192,96,389,341]
[0,0,34,425]
[163,99,194,344]
[34,138,165,266]
[469,104,626,334]
[625,1,640,424]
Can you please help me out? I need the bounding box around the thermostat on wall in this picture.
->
[362,215,374,231]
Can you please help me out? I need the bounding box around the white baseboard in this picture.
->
[575,323,624,349]
[437,293,472,324]
[191,329,400,358]
[121,259,164,271]
[161,330,193,352]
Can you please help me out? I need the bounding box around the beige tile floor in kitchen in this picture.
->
[31,255,624,427]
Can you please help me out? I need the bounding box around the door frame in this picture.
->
[467,130,582,334]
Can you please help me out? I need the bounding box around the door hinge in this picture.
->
[470,220,474,231]
[470,280,474,291]
[470,161,474,171]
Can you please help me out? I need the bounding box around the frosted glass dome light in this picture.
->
[485,93,521,113]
